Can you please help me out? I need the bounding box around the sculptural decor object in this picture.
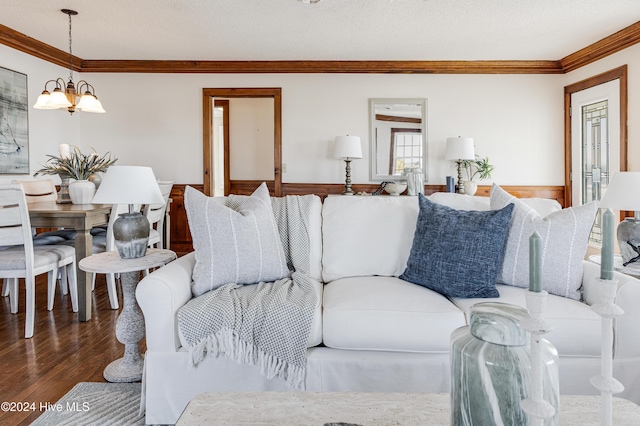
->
[450,302,559,426]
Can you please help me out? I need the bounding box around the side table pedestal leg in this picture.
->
[104,270,145,383]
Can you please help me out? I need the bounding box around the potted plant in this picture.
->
[35,146,117,204]
[461,156,494,196]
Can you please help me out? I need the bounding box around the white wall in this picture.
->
[0,44,80,184]
[227,98,275,181]
[1,43,572,186]
[563,43,640,172]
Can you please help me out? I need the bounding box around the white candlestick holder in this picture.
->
[590,278,624,426]
[521,290,556,426]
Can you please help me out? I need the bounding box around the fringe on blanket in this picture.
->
[187,327,306,390]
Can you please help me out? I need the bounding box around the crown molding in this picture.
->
[560,21,640,73]
[0,23,82,72]
[79,59,562,74]
[2,20,640,74]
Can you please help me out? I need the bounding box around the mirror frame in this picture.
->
[369,98,428,182]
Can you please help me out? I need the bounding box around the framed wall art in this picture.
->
[0,66,29,174]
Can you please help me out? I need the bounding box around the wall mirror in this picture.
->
[369,98,427,182]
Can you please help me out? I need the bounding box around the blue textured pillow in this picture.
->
[400,194,514,298]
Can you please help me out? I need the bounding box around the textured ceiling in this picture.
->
[1,0,640,61]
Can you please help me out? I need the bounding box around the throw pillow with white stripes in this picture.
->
[490,184,597,300]
[185,182,290,297]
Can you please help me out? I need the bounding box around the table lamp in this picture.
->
[334,135,362,195]
[445,137,475,194]
[92,166,165,259]
[599,171,640,266]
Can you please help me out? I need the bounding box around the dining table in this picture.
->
[27,201,112,322]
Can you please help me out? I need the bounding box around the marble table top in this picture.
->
[78,249,176,274]
[176,392,640,425]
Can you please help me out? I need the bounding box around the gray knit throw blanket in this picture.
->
[177,194,317,389]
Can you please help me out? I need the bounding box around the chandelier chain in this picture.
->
[68,11,73,82]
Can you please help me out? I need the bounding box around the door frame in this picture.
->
[202,88,282,196]
[213,99,230,195]
[564,65,627,207]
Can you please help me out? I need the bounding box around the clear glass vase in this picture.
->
[450,302,559,425]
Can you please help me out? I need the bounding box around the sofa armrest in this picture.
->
[582,260,640,358]
[136,251,195,352]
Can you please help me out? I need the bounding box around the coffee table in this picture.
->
[176,392,640,425]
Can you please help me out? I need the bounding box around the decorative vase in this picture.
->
[450,302,559,426]
[68,180,96,204]
[113,213,151,259]
[462,180,478,196]
[56,174,72,204]
[88,173,102,189]
[405,168,424,196]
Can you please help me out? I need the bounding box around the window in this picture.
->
[389,128,422,175]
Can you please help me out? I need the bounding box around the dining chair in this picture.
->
[3,179,66,298]
[12,178,58,203]
[0,184,78,338]
[145,180,174,249]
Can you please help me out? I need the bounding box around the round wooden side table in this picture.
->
[79,248,177,382]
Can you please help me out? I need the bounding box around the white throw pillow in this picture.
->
[490,184,597,300]
[185,183,290,297]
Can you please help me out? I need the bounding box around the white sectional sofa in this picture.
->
[137,192,640,425]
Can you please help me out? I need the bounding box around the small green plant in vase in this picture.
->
[34,146,117,204]
[35,146,117,181]
[461,156,494,196]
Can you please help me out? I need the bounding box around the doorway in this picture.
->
[202,88,282,196]
[564,66,627,247]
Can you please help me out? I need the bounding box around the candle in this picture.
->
[529,231,542,292]
[59,143,70,159]
[601,208,614,280]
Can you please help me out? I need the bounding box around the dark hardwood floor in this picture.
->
[0,273,138,425]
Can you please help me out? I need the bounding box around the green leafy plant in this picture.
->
[34,146,117,180]
[462,156,494,181]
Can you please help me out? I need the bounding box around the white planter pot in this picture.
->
[463,181,478,196]
[69,180,96,204]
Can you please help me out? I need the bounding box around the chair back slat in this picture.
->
[0,225,25,246]
[0,185,33,250]
[144,181,173,226]
[0,204,22,228]
[12,179,58,203]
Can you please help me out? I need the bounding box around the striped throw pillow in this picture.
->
[185,183,290,297]
[490,184,597,300]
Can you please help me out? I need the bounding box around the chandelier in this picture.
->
[33,9,105,114]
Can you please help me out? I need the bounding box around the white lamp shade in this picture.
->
[334,135,362,159]
[76,93,98,111]
[92,166,165,205]
[33,92,57,109]
[599,172,640,211]
[445,137,475,160]
[49,90,73,109]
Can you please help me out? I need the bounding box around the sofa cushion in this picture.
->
[185,183,290,297]
[323,276,467,353]
[429,192,491,211]
[321,196,419,282]
[452,284,602,357]
[490,184,598,300]
[400,195,514,298]
[429,191,562,217]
